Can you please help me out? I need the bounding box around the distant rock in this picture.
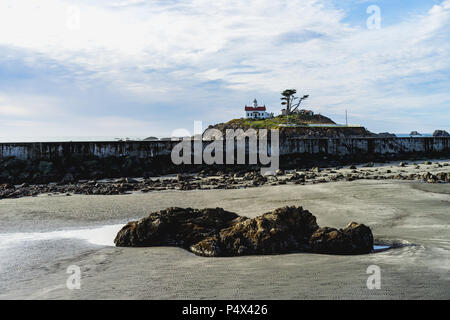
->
[143,136,159,141]
[289,172,305,182]
[433,130,449,137]
[115,206,374,256]
[409,131,421,136]
[378,132,396,137]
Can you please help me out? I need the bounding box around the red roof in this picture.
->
[245,105,266,111]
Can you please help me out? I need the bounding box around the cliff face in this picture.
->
[277,126,375,138]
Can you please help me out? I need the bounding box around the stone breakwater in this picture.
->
[114,206,374,256]
[0,137,449,185]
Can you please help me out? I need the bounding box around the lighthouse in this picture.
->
[244,99,271,119]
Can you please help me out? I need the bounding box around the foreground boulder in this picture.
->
[115,206,374,256]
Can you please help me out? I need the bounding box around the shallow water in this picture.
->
[373,245,391,252]
[0,224,124,247]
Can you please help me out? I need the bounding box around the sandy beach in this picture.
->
[2,0,450,305]
[0,159,449,300]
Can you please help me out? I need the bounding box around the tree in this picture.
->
[281,89,309,115]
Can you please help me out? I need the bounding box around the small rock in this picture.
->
[432,130,449,137]
[0,183,15,190]
[125,177,139,184]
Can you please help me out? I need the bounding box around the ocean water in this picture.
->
[396,133,433,137]
[0,136,147,143]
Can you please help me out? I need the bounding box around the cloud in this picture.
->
[0,94,63,118]
[110,0,146,8]
[0,0,449,137]
[0,105,30,117]
[276,30,327,44]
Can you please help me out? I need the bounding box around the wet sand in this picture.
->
[0,179,449,299]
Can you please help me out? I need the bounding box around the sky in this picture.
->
[0,0,449,140]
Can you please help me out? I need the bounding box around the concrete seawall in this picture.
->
[1,137,449,161]
[1,137,449,184]
[0,141,179,160]
[281,137,450,155]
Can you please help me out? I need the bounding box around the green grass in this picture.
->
[242,115,320,129]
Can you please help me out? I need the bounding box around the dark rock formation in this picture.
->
[2,160,449,200]
[309,222,374,255]
[114,207,239,248]
[114,206,374,256]
[433,130,449,137]
[191,206,319,256]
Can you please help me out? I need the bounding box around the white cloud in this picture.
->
[0,94,63,118]
[111,0,146,8]
[0,0,449,135]
[0,105,30,116]
[0,0,347,93]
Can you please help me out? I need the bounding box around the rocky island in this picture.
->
[208,113,375,138]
